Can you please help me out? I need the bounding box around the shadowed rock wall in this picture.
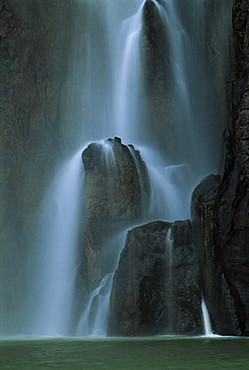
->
[0,0,83,333]
[191,0,249,336]
[141,0,174,156]
[108,220,203,336]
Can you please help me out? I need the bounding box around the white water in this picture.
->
[113,2,145,142]
[166,227,174,333]
[78,0,144,143]
[166,227,173,270]
[76,273,114,337]
[76,0,219,219]
[27,151,84,336]
[19,0,228,337]
[100,139,118,176]
[202,298,213,336]
[152,0,223,176]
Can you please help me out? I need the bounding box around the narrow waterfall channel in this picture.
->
[165,227,174,333]
[23,0,230,338]
[202,298,213,336]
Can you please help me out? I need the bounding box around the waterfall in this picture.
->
[201,298,213,336]
[77,0,223,225]
[166,227,174,333]
[151,0,223,177]
[78,0,145,143]
[138,147,191,221]
[76,273,114,337]
[26,151,84,337]
[15,0,230,338]
[113,2,145,142]
[166,228,173,270]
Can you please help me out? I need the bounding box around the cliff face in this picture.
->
[191,0,249,336]
[0,0,79,333]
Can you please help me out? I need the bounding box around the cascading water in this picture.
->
[152,0,220,175]
[26,151,84,337]
[78,0,145,143]
[165,227,174,333]
[20,0,230,338]
[76,273,114,337]
[141,148,191,221]
[113,2,145,142]
[201,298,213,336]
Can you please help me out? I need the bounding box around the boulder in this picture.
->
[79,138,150,292]
[108,220,203,336]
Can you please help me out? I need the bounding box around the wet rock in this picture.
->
[80,138,150,291]
[0,0,76,333]
[141,0,175,157]
[191,174,242,335]
[108,220,203,336]
[191,0,249,336]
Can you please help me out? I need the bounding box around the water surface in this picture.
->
[1,336,248,369]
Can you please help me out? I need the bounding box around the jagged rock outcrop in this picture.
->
[108,220,203,336]
[79,138,150,292]
[191,0,249,336]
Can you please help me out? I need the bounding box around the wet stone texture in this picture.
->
[0,0,77,332]
[78,138,150,293]
[108,220,203,337]
[141,0,175,158]
[191,0,249,336]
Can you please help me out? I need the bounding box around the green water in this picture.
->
[1,336,248,369]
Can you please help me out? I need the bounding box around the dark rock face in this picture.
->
[79,138,150,292]
[0,0,103,333]
[191,0,249,336]
[204,0,233,136]
[108,220,203,336]
[191,175,242,335]
[141,0,174,158]
[0,0,77,333]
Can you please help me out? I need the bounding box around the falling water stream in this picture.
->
[76,273,114,337]
[165,227,174,333]
[202,298,213,336]
[27,151,84,336]
[21,0,230,338]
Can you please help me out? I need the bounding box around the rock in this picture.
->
[79,138,150,292]
[0,0,76,334]
[141,0,175,158]
[108,220,203,336]
[191,0,249,336]
[1,0,247,338]
[191,174,242,335]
